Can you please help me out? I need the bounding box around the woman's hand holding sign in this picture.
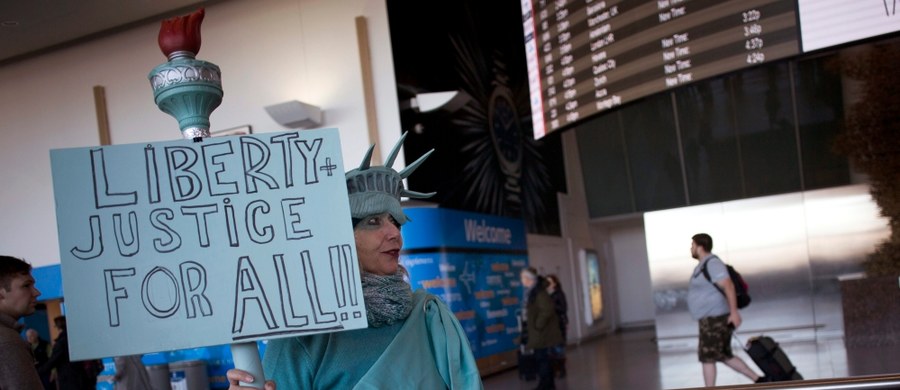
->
[226,369,275,390]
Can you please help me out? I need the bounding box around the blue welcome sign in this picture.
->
[50,128,367,359]
[400,208,528,359]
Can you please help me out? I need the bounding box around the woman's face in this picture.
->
[354,213,403,275]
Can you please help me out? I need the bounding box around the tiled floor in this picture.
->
[482,327,900,389]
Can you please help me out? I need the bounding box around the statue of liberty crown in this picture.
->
[345,132,435,225]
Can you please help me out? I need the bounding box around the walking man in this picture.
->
[687,234,765,386]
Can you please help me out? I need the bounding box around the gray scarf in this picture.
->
[361,268,413,327]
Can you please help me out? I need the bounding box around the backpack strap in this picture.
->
[701,258,726,296]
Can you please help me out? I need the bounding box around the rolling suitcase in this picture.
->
[517,312,537,381]
[518,347,538,381]
[744,335,803,381]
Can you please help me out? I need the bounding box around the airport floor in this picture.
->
[481,327,900,389]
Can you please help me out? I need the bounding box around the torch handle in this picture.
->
[230,342,265,389]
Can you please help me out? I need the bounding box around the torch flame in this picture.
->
[158,8,205,59]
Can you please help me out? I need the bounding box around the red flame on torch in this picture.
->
[158,8,205,58]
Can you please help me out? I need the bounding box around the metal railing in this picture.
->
[681,374,900,389]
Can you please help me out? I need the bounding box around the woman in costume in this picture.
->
[227,134,482,389]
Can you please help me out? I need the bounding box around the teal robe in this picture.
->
[264,290,483,389]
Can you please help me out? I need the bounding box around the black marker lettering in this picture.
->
[71,215,103,260]
[165,146,203,202]
[141,266,180,318]
[329,244,358,308]
[145,145,161,204]
[293,138,322,184]
[246,200,274,244]
[150,208,181,253]
[112,211,139,257]
[274,254,309,328]
[301,251,337,324]
[180,261,212,319]
[180,204,218,247]
[91,148,137,208]
[104,268,135,326]
[224,199,240,247]
[241,137,278,194]
[281,198,312,240]
[270,133,300,188]
[201,141,239,196]
[232,256,278,333]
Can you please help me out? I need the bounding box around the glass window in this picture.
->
[793,55,850,190]
[731,62,802,197]
[576,113,634,218]
[676,78,743,205]
[620,94,687,211]
[575,53,852,218]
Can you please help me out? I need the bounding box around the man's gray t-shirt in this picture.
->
[687,255,730,320]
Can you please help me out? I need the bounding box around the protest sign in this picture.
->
[50,128,367,360]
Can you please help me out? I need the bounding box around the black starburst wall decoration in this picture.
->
[388,0,566,235]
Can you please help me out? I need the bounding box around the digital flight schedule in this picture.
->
[523,0,801,138]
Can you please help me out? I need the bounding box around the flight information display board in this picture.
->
[523,0,800,138]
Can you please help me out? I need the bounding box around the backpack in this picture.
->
[701,259,751,309]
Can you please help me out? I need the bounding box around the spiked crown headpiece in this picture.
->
[345,132,434,225]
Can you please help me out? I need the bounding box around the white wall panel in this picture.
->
[0,0,400,267]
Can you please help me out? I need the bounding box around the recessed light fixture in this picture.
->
[1,20,20,27]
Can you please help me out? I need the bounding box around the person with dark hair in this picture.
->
[83,357,103,389]
[545,274,568,378]
[0,255,44,389]
[226,135,482,389]
[688,233,764,386]
[520,267,562,390]
[41,316,96,389]
[27,328,53,389]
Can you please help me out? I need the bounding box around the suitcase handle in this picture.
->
[732,334,748,351]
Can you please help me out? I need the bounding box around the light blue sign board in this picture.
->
[400,208,527,359]
[50,128,367,360]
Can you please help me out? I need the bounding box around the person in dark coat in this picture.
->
[521,267,563,390]
[40,316,92,390]
[545,274,568,378]
[0,255,44,390]
[27,328,53,389]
